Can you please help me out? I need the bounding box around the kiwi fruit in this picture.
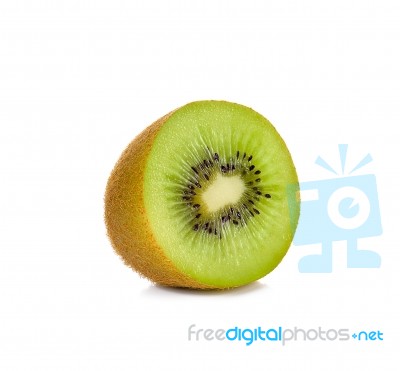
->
[105,101,300,289]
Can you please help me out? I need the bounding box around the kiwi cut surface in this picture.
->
[105,101,300,289]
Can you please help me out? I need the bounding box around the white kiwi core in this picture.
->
[201,174,245,213]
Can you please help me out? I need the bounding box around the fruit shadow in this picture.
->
[141,281,268,298]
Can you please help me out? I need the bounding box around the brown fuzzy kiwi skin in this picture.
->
[104,110,217,290]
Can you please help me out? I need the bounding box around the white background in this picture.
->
[1,1,399,370]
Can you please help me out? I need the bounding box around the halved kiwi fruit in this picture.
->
[105,101,300,289]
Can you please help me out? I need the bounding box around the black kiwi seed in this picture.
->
[255,178,261,182]
[243,152,247,159]
[253,187,258,190]
[255,170,261,174]
[265,194,271,198]
[208,228,212,234]
[191,166,198,174]
[247,181,253,185]
[193,204,200,209]
[233,220,239,225]
[236,151,239,159]
[182,196,191,201]
[204,174,209,180]
[249,165,255,171]
[213,153,219,161]
[248,155,253,161]
[195,182,202,188]
[249,200,255,205]
[221,165,227,173]
[195,214,201,218]
[193,224,199,231]
[253,208,260,215]
[237,212,241,219]
[256,191,262,195]
[188,184,195,190]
